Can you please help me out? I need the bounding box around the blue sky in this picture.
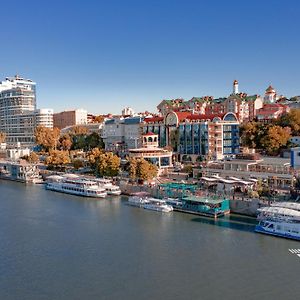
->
[0,0,299,114]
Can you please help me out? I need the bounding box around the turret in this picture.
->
[233,80,239,94]
[264,85,276,103]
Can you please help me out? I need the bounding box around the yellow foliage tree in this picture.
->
[35,126,60,151]
[95,152,120,177]
[261,125,291,155]
[128,157,158,181]
[45,150,70,169]
[0,131,6,143]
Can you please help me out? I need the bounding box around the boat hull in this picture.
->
[46,185,107,198]
[107,190,122,196]
[255,225,300,241]
[143,205,173,213]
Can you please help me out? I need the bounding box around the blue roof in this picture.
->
[124,117,142,124]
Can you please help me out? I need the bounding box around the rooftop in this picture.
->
[182,196,227,204]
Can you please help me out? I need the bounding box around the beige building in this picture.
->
[129,133,172,168]
[53,109,87,129]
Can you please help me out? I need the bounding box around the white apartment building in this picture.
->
[0,75,36,146]
[102,116,143,152]
[35,108,54,128]
[122,107,135,116]
[0,75,54,147]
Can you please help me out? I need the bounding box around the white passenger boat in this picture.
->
[128,192,151,207]
[271,201,300,211]
[46,175,107,198]
[143,198,173,213]
[94,178,122,195]
[255,206,300,241]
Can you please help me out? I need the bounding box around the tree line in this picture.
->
[34,126,158,181]
[240,109,300,155]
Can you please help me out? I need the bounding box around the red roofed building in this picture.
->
[256,103,290,122]
[143,111,240,160]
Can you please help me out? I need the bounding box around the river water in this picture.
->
[0,180,299,300]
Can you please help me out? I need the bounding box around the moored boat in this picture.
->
[128,192,151,207]
[93,178,122,195]
[143,198,173,213]
[255,206,300,241]
[46,175,107,198]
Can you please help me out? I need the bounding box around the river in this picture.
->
[0,180,299,300]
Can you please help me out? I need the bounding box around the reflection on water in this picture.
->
[191,214,257,232]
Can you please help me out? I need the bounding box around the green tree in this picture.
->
[59,134,73,151]
[73,159,84,170]
[85,132,104,150]
[169,128,179,152]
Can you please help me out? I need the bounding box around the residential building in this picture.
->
[157,98,188,115]
[156,81,263,123]
[256,103,290,122]
[0,75,36,146]
[143,111,240,160]
[175,112,240,160]
[53,109,87,129]
[102,117,125,151]
[123,117,143,149]
[102,116,143,152]
[122,107,135,116]
[35,108,53,128]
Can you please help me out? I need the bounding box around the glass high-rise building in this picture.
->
[0,75,37,146]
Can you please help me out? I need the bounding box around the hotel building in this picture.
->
[0,75,36,146]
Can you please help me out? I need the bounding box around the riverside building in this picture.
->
[143,112,240,160]
[0,75,36,147]
[0,75,54,147]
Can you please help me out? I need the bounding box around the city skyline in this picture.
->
[1,0,300,114]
